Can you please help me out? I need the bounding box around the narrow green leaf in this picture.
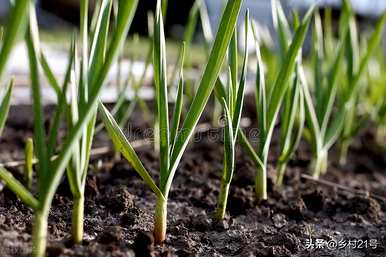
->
[0,167,39,210]
[299,64,321,154]
[0,0,29,79]
[251,25,267,141]
[98,102,164,199]
[24,138,34,190]
[338,16,360,153]
[26,5,50,185]
[226,67,234,114]
[170,44,185,151]
[345,17,359,82]
[232,10,249,135]
[271,0,291,57]
[345,13,386,104]
[89,0,113,87]
[279,82,293,146]
[0,80,13,136]
[238,130,264,169]
[229,29,238,99]
[80,114,97,184]
[312,10,325,113]
[66,69,82,196]
[214,78,227,101]
[285,84,305,161]
[278,68,304,163]
[90,0,102,36]
[80,0,89,102]
[292,10,300,30]
[154,0,170,189]
[323,8,334,58]
[279,71,300,153]
[222,98,235,183]
[47,39,76,157]
[65,164,81,198]
[162,0,168,19]
[339,0,352,39]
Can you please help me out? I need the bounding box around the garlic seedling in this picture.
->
[213,10,249,220]
[238,3,313,200]
[0,1,139,255]
[99,0,243,243]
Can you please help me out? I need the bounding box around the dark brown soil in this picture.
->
[0,104,385,257]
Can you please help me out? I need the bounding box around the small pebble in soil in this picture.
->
[133,231,154,257]
[0,214,5,225]
[272,213,288,229]
[286,197,306,220]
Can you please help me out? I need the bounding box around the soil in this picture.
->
[0,103,385,257]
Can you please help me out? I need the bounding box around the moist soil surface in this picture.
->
[0,104,385,257]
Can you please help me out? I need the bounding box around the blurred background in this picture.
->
[1,0,385,37]
[1,1,385,60]
[0,0,385,104]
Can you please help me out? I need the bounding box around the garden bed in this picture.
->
[0,103,385,257]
